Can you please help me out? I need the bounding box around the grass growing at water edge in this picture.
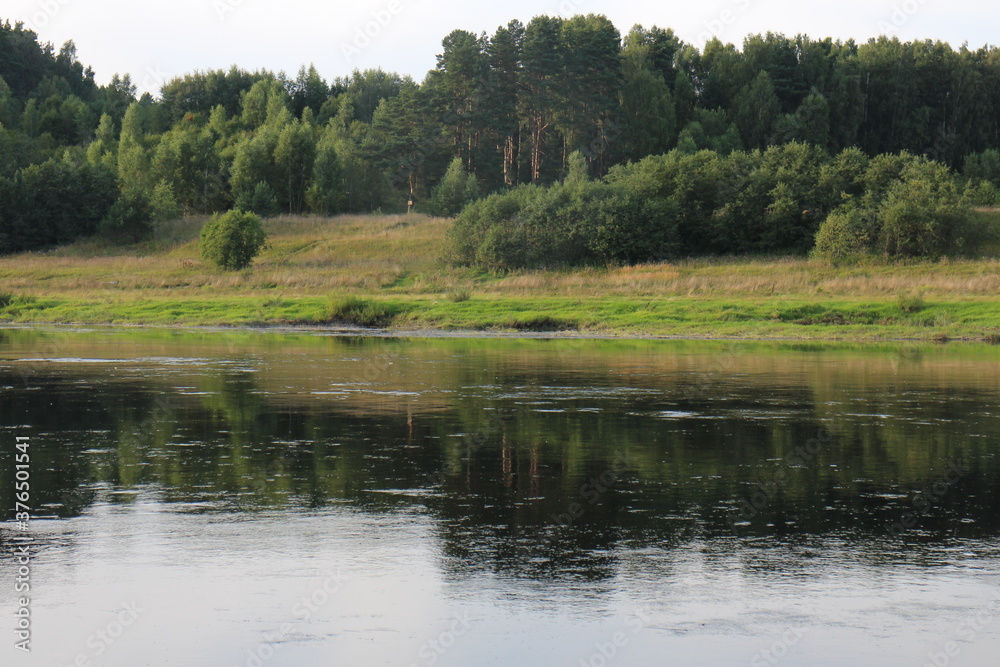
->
[327,296,407,328]
[1,212,999,340]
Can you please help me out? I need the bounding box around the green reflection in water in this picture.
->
[1,328,998,578]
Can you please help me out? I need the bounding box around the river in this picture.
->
[1,328,998,666]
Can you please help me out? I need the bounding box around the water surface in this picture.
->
[1,328,999,666]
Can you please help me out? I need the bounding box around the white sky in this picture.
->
[4,0,997,95]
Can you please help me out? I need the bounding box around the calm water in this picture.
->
[1,328,999,666]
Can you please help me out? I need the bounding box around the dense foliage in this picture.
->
[814,158,975,260]
[2,15,1000,258]
[0,156,117,252]
[199,210,266,270]
[448,145,978,268]
[429,157,480,216]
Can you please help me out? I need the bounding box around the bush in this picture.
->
[814,157,977,260]
[607,145,829,255]
[446,176,679,271]
[100,189,154,244]
[878,161,970,257]
[327,296,400,327]
[897,291,926,313]
[199,209,267,271]
[444,185,539,267]
[473,221,531,271]
[813,207,879,262]
[607,149,732,254]
[447,288,471,303]
[456,181,582,270]
[585,188,680,263]
[450,144,982,269]
[502,315,579,331]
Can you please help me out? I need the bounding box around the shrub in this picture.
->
[451,145,983,268]
[447,288,471,303]
[444,185,538,267]
[327,296,400,327]
[813,207,879,262]
[897,291,926,314]
[815,158,977,260]
[607,149,731,254]
[587,191,680,264]
[502,315,579,331]
[607,145,830,255]
[474,221,532,271]
[446,176,679,271]
[199,209,267,271]
[878,160,970,257]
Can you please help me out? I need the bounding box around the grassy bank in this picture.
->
[1,213,999,340]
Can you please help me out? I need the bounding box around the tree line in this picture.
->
[2,16,1000,256]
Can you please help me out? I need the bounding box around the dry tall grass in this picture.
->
[486,257,1000,298]
[1,213,999,301]
[0,214,454,297]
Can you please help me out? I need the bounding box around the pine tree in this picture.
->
[620,40,676,161]
[521,16,564,182]
[486,21,524,187]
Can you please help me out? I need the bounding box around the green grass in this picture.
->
[2,211,1000,340]
[3,294,998,341]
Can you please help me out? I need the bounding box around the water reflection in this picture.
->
[3,329,1000,665]
[2,329,999,585]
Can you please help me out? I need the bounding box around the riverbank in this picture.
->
[2,213,999,341]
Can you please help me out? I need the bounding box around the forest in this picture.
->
[1,15,1000,259]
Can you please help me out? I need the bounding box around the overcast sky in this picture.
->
[4,0,997,94]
